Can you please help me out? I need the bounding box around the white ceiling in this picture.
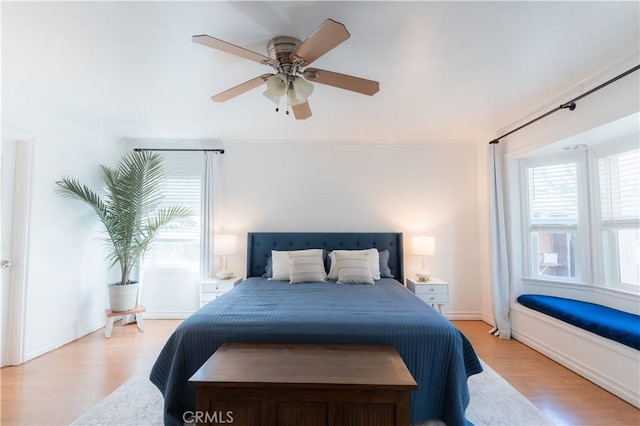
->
[2,1,639,143]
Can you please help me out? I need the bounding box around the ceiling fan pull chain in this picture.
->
[285,86,291,115]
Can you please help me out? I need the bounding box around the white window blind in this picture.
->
[528,162,578,224]
[157,167,201,239]
[599,149,640,223]
[145,154,202,269]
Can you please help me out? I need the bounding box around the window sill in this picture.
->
[522,277,640,300]
[522,277,589,288]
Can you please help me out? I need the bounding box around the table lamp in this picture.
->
[215,234,237,279]
[412,236,435,281]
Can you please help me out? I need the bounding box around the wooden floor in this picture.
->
[457,321,639,426]
[1,320,638,425]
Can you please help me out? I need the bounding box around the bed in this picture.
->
[150,232,482,425]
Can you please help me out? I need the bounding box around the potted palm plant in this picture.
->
[56,150,194,311]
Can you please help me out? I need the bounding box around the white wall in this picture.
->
[136,141,485,319]
[215,141,484,319]
[2,94,124,361]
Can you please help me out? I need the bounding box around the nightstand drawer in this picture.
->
[406,278,449,313]
[417,293,449,304]
[200,277,242,308]
[201,280,237,292]
[413,284,448,295]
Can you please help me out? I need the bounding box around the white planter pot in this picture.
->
[108,282,139,312]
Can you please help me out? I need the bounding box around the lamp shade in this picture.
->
[292,76,314,99]
[265,73,288,97]
[412,236,435,256]
[263,90,280,104]
[215,234,237,256]
[287,88,306,106]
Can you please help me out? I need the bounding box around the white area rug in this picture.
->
[71,360,554,426]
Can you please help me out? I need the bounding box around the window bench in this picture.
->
[517,294,640,350]
[511,294,640,408]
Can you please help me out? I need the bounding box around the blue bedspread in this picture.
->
[150,278,482,425]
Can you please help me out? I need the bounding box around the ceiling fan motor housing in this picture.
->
[267,36,302,77]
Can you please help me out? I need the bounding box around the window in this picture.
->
[143,155,201,270]
[596,146,639,289]
[521,137,639,293]
[525,160,580,280]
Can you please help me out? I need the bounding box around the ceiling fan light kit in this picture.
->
[193,19,380,120]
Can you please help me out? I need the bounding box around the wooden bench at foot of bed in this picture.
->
[188,343,418,426]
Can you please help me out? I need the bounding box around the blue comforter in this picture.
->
[150,278,482,425]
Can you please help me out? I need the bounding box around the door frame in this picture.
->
[1,126,33,366]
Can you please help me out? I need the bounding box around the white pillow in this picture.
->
[327,248,380,280]
[289,255,327,284]
[270,249,324,281]
[335,253,374,285]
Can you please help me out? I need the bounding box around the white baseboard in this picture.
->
[444,311,486,320]
[480,312,495,325]
[24,320,104,362]
[24,312,191,361]
[511,304,640,408]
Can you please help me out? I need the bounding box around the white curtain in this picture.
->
[200,152,221,280]
[489,142,511,339]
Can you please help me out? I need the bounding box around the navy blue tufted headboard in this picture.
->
[246,232,404,283]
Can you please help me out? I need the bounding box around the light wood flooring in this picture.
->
[457,321,639,426]
[1,320,638,425]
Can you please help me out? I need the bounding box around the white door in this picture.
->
[1,136,29,366]
[1,138,17,366]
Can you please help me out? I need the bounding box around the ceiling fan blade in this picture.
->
[292,100,312,120]
[211,73,273,102]
[193,35,271,65]
[304,68,379,96]
[290,19,350,66]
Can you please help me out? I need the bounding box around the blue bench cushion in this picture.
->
[517,294,640,350]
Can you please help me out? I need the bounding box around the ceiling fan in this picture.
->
[192,19,380,120]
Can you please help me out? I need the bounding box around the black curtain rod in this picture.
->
[489,64,640,144]
[134,148,225,154]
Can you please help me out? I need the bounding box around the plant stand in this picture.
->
[104,306,146,338]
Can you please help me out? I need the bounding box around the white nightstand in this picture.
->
[200,277,242,307]
[406,277,449,313]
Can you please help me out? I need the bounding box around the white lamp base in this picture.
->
[216,255,233,279]
[216,270,234,279]
[416,254,431,281]
[416,271,431,282]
